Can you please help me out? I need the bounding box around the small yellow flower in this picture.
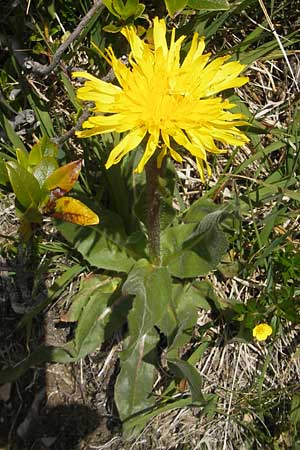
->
[73,18,249,181]
[253,323,273,342]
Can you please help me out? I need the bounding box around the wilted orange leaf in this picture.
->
[52,197,99,226]
[45,159,83,193]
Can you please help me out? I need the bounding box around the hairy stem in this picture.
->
[145,157,161,265]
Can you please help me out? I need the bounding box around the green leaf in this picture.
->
[32,157,58,186]
[122,260,173,342]
[160,281,210,358]
[28,136,58,166]
[188,0,229,10]
[291,394,300,428]
[0,111,27,152]
[102,23,123,33]
[6,161,42,208]
[27,94,55,137]
[72,277,120,359]
[0,159,9,185]
[168,359,204,402]
[122,0,140,18]
[165,0,188,16]
[115,330,159,421]
[184,197,218,223]
[115,260,172,421]
[57,218,135,273]
[162,209,229,278]
[16,148,29,169]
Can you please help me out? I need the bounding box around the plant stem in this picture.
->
[145,157,161,265]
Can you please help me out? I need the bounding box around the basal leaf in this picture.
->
[115,330,159,421]
[45,159,82,193]
[64,274,112,322]
[73,278,120,359]
[51,197,99,226]
[168,359,204,402]
[162,209,229,278]
[57,219,135,273]
[160,281,210,358]
[122,260,172,342]
[6,161,42,208]
[115,260,172,421]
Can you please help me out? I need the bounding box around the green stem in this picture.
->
[145,157,161,265]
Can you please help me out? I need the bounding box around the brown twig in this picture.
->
[27,0,104,76]
[51,109,91,146]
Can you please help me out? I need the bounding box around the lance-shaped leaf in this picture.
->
[71,276,120,359]
[44,159,82,193]
[115,260,172,420]
[6,161,42,208]
[115,330,159,422]
[161,208,229,278]
[51,197,99,226]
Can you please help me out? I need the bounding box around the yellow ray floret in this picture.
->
[73,17,249,181]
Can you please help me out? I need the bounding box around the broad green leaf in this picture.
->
[115,260,172,420]
[162,209,229,278]
[28,136,58,166]
[44,159,82,193]
[6,161,42,208]
[73,278,119,359]
[50,197,99,226]
[168,359,204,402]
[122,0,139,18]
[57,219,135,273]
[115,329,159,421]
[165,0,188,16]
[64,274,112,322]
[188,0,229,10]
[0,160,9,185]
[184,197,218,223]
[122,260,173,343]
[32,157,58,186]
[161,281,210,357]
[16,148,29,169]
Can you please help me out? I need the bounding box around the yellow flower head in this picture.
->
[253,323,273,342]
[73,18,249,181]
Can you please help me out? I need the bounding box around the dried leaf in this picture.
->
[52,197,99,226]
